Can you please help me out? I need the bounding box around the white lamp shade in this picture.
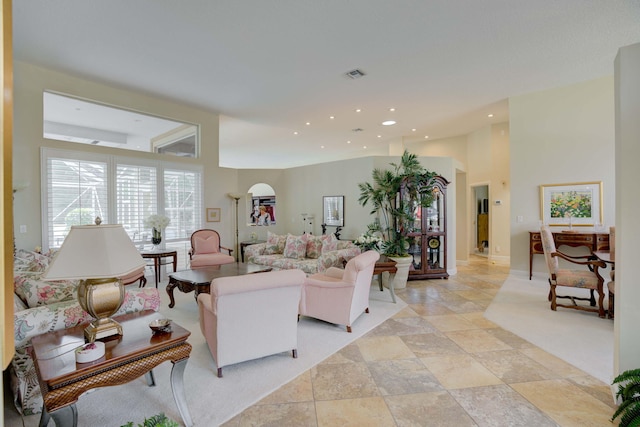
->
[42,224,145,281]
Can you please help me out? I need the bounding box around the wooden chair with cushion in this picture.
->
[539,225,606,317]
[189,229,235,268]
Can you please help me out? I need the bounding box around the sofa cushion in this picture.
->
[284,234,308,259]
[14,273,77,308]
[321,233,338,253]
[264,231,286,255]
[306,235,323,259]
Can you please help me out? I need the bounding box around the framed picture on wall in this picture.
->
[323,196,344,227]
[540,181,603,226]
[206,208,221,222]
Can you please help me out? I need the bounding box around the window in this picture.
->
[42,148,202,250]
[43,92,200,158]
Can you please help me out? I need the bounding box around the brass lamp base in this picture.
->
[84,317,123,342]
[77,277,125,342]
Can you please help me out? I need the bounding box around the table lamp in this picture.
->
[42,224,145,341]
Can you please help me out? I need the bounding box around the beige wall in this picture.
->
[614,42,640,375]
[509,76,616,275]
[13,61,239,251]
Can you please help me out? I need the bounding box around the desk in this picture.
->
[32,310,193,427]
[529,230,609,279]
[240,240,265,262]
[373,256,398,303]
[141,250,178,288]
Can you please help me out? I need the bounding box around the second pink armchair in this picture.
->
[299,250,380,332]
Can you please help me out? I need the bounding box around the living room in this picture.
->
[4,2,640,426]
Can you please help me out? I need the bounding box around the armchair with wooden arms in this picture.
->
[539,225,606,318]
[189,229,235,268]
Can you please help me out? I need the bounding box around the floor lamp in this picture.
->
[227,193,242,262]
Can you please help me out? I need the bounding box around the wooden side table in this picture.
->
[141,250,178,288]
[374,255,398,303]
[32,310,193,427]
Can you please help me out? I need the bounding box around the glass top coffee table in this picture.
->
[166,262,272,308]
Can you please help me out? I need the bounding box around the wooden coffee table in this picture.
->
[31,310,193,427]
[166,262,272,308]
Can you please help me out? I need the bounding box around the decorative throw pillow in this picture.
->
[284,234,308,259]
[194,235,219,254]
[321,233,338,253]
[14,274,78,308]
[306,235,323,259]
[264,231,286,255]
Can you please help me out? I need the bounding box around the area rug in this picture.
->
[6,281,405,427]
[484,270,613,384]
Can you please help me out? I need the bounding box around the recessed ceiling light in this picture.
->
[329,116,335,120]
[293,131,298,135]
[355,109,361,113]
[424,136,429,139]
[363,146,367,149]
[347,140,351,144]
[382,120,396,126]
[377,135,382,138]
[306,122,311,126]
[488,113,494,118]
[321,145,325,149]
[411,128,416,132]
[389,108,395,112]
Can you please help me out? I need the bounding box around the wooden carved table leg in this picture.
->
[166,277,178,308]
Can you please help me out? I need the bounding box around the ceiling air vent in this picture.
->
[352,128,364,132]
[345,69,366,79]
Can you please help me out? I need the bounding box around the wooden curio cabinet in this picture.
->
[406,175,449,280]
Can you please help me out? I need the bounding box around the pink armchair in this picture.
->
[198,269,305,377]
[299,250,380,332]
[189,229,234,268]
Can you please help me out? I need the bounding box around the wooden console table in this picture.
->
[529,230,609,279]
[32,310,193,427]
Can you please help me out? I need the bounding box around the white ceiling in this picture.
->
[13,1,640,168]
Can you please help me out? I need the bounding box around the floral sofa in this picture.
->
[245,232,361,275]
[10,249,161,415]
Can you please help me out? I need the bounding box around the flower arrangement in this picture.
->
[354,233,383,252]
[144,214,171,231]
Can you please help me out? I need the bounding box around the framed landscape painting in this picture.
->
[540,181,603,226]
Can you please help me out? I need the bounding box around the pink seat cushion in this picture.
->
[191,253,234,268]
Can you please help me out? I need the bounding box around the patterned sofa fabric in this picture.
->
[10,250,161,416]
[245,237,361,275]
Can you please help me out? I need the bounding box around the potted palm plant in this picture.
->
[358,150,437,288]
[611,368,640,426]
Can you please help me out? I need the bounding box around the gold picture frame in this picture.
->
[206,208,221,222]
[539,181,603,226]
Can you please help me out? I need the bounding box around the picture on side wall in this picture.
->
[323,196,344,227]
[540,181,603,226]
[206,208,221,222]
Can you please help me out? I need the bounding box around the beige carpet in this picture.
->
[484,270,613,384]
[5,281,405,427]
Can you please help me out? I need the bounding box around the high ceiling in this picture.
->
[13,1,640,168]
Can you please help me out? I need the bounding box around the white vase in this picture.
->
[382,255,412,290]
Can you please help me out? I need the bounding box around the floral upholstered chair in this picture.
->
[188,229,235,268]
[539,225,606,317]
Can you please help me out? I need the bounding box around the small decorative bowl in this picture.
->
[149,318,172,334]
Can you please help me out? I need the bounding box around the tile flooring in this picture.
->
[222,256,617,427]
